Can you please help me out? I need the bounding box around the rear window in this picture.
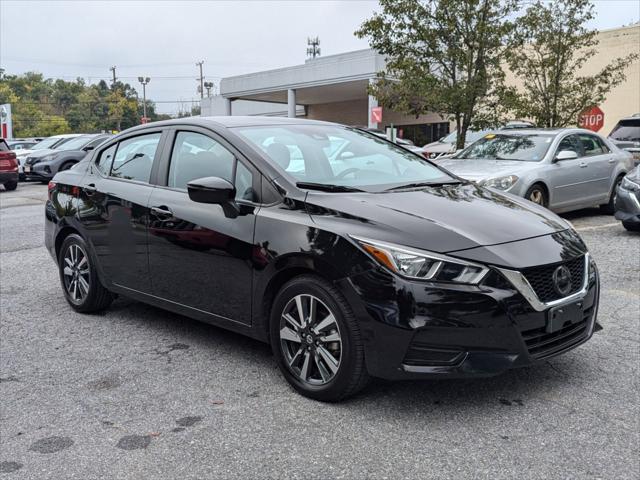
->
[609,119,640,142]
[0,140,8,152]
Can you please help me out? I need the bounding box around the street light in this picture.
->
[137,76,150,122]
[204,81,214,97]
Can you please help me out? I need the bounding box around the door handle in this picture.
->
[83,184,97,194]
[608,158,616,164]
[151,206,173,218]
[579,162,588,168]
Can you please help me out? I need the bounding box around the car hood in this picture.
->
[423,141,454,153]
[437,158,538,182]
[27,148,58,159]
[304,182,569,255]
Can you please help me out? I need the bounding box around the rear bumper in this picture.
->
[0,171,18,184]
[339,257,600,381]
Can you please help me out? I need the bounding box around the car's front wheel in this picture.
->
[59,234,113,313]
[270,275,369,401]
[524,183,548,208]
[622,221,640,232]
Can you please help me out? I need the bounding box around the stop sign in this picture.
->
[579,106,604,132]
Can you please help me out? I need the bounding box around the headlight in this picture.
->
[40,154,58,163]
[482,175,519,190]
[351,236,489,284]
[620,176,640,193]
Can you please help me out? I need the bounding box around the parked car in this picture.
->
[7,139,38,151]
[360,128,425,155]
[46,117,601,401]
[614,166,640,231]
[0,139,19,191]
[24,133,110,181]
[16,134,83,180]
[437,128,635,213]
[422,129,493,159]
[608,114,640,166]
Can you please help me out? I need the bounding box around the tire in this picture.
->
[4,181,17,191]
[524,183,548,208]
[58,233,113,313]
[270,274,369,402]
[600,175,624,214]
[622,221,640,232]
[59,161,75,172]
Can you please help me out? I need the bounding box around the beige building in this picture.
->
[201,24,640,145]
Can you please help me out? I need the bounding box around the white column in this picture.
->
[287,89,296,118]
[367,79,378,129]
[224,98,232,116]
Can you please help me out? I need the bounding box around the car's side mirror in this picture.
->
[187,176,236,204]
[83,146,95,152]
[554,150,578,162]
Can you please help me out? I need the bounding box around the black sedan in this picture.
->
[45,117,601,401]
[24,133,110,181]
[615,166,640,231]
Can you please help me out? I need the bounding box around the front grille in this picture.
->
[521,305,593,359]
[521,256,585,303]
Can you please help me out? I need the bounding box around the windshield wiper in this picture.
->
[296,182,365,193]
[385,180,461,191]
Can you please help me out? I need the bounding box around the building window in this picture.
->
[397,123,450,147]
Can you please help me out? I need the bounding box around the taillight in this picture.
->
[48,181,57,200]
[0,153,18,171]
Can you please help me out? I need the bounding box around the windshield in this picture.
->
[32,136,67,150]
[609,119,640,142]
[234,124,453,191]
[456,133,554,162]
[438,130,491,144]
[57,135,94,151]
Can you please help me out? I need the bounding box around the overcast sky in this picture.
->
[1,0,639,114]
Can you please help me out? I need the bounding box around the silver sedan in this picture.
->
[436,128,635,214]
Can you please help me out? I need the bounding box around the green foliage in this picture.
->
[356,0,519,148]
[0,73,168,137]
[505,0,638,127]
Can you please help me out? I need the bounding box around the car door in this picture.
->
[77,131,166,293]
[576,133,615,203]
[146,128,258,325]
[548,134,590,208]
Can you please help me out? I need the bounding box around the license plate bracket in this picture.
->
[547,301,584,333]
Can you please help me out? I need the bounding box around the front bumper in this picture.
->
[614,185,640,225]
[340,253,600,380]
[24,162,54,180]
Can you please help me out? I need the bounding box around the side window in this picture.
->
[557,135,580,157]
[578,134,606,157]
[595,136,610,153]
[86,136,108,150]
[168,131,235,189]
[95,144,116,175]
[110,133,161,182]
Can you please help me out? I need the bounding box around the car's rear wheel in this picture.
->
[600,175,624,214]
[524,183,548,208]
[270,275,369,402]
[4,181,17,191]
[59,234,113,312]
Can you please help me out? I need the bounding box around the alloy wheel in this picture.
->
[529,189,544,205]
[279,294,342,385]
[63,243,90,303]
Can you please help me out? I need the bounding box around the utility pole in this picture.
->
[306,37,321,59]
[109,66,117,86]
[137,77,150,122]
[196,61,204,99]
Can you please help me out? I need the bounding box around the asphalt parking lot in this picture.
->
[1,182,638,479]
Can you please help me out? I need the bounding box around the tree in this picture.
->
[505,0,638,127]
[356,0,519,148]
